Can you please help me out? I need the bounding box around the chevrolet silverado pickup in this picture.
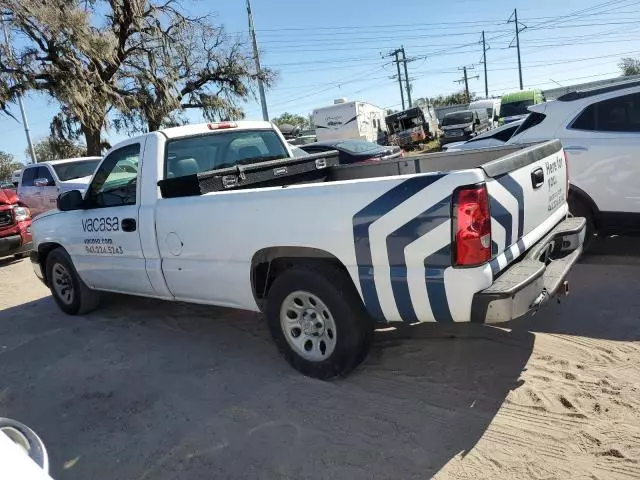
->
[30,121,585,379]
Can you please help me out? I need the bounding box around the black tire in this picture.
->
[46,248,100,315]
[265,263,373,380]
[568,194,595,248]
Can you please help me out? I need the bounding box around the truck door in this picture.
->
[71,141,155,296]
[17,166,38,215]
[33,166,58,214]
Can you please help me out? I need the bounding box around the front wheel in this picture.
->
[46,248,100,315]
[265,263,373,380]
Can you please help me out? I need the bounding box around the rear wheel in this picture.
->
[265,263,373,380]
[46,248,100,315]
[568,195,595,248]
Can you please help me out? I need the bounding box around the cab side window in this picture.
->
[20,167,36,187]
[37,166,55,186]
[86,144,140,208]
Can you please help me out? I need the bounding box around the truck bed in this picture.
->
[332,143,553,181]
[159,141,558,197]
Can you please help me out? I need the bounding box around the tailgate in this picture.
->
[483,140,568,275]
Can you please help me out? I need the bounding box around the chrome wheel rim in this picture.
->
[280,290,337,362]
[52,263,74,305]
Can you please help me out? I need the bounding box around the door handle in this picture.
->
[531,167,544,189]
[564,146,588,152]
[121,218,137,232]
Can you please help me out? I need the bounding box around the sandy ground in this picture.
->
[0,236,639,480]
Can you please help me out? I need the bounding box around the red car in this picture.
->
[0,187,32,259]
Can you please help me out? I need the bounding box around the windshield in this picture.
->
[442,112,473,126]
[52,159,101,181]
[333,140,381,154]
[501,99,535,118]
[165,130,289,178]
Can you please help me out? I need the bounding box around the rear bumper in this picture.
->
[471,217,586,323]
[0,234,32,257]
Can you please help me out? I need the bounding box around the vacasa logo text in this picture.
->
[81,217,120,232]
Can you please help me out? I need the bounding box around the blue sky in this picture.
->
[2,0,640,162]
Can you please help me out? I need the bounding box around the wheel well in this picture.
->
[251,247,353,309]
[569,184,599,227]
[37,242,64,285]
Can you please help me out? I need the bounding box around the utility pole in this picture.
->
[481,31,488,98]
[246,0,269,121]
[387,48,405,110]
[455,66,479,103]
[401,46,412,108]
[2,15,37,163]
[387,47,414,110]
[508,8,524,90]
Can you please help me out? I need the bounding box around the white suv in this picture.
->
[508,80,640,239]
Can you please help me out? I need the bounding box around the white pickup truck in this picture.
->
[30,121,585,379]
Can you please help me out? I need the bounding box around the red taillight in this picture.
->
[207,122,238,130]
[400,150,406,158]
[563,150,569,200]
[356,157,380,164]
[454,185,491,267]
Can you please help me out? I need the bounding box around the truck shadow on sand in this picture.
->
[0,246,638,479]
[0,296,533,480]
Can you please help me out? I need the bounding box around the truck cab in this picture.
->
[17,157,101,218]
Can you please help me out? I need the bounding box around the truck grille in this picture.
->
[0,210,13,228]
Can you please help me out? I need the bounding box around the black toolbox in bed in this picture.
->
[158,151,339,198]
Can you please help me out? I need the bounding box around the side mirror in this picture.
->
[57,190,84,211]
[475,118,480,126]
[34,178,54,188]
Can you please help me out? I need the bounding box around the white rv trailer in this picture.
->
[312,100,386,143]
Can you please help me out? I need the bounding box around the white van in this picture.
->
[469,99,501,128]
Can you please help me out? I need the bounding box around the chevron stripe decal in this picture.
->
[386,195,451,322]
[352,172,526,323]
[496,174,524,238]
[352,175,445,320]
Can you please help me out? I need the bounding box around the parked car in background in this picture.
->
[442,118,524,152]
[17,157,101,217]
[507,79,640,240]
[500,89,544,124]
[300,139,402,164]
[0,186,32,259]
[439,109,491,146]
